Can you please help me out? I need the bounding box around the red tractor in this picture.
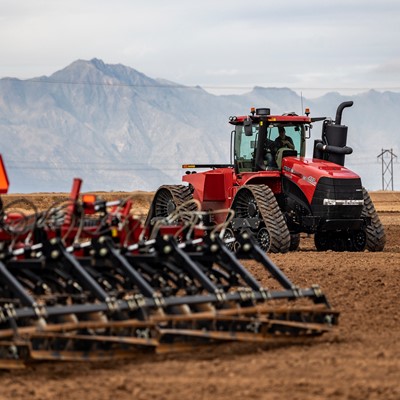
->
[149,101,385,253]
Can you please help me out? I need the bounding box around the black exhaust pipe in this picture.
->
[335,101,353,125]
[314,101,354,166]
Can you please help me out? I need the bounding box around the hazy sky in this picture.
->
[1,0,400,97]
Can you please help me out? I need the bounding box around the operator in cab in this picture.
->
[275,126,295,150]
[265,126,295,168]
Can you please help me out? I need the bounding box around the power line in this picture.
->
[6,166,183,171]
[6,161,181,166]
[2,77,400,92]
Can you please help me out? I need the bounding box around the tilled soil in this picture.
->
[0,192,398,400]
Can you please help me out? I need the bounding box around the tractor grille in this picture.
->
[311,177,363,219]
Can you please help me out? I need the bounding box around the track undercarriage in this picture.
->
[148,181,385,254]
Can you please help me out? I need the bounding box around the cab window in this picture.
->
[234,125,259,171]
[267,125,304,156]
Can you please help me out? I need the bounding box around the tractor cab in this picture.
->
[230,108,310,173]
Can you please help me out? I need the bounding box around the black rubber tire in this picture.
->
[256,227,271,252]
[231,185,290,253]
[361,187,386,252]
[289,233,300,251]
[314,230,367,252]
[314,232,330,251]
[349,229,367,252]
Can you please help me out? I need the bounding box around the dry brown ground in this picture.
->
[0,192,399,400]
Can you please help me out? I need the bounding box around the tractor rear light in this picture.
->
[82,194,96,204]
[82,194,99,214]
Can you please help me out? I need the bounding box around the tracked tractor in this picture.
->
[148,101,385,253]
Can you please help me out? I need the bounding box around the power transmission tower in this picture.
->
[377,149,397,191]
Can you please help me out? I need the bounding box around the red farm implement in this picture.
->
[0,164,338,368]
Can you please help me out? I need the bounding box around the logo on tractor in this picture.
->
[283,166,316,186]
[304,175,317,186]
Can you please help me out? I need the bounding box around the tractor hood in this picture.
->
[281,157,362,205]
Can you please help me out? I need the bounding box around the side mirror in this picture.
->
[244,120,253,136]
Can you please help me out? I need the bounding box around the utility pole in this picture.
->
[377,149,397,191]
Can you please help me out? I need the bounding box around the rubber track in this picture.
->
[235,185,290,253]
[361,187,386,252]
[151,184,197,222]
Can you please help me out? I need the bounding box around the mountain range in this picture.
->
[0,58,399,193]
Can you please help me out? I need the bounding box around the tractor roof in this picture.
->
[229,114,311,125]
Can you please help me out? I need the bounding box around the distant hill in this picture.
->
[0,58,399,192]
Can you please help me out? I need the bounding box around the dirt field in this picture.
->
[0,191,399,400]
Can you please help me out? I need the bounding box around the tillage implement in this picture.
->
[0,169,338,368]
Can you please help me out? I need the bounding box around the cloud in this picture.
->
[1,0,400,96]
[372,59,400,77]
[205,69,240,76]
